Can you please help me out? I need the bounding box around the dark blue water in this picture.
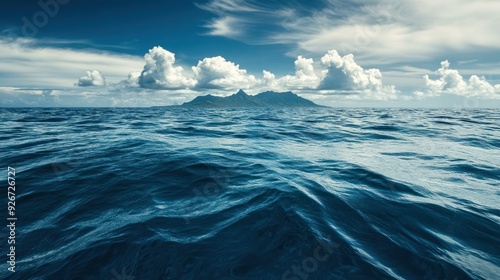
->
[0,108,499,280]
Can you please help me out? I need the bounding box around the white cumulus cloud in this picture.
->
[262,70,279,89]
[192,56,258,89]
[253,50,398,99]
[319,50,398,100]
[138,46,196,89]
[76,70,106,87]
[276,56,321,90]
[417,60,500,98]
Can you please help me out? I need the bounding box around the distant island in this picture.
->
[180,90,324,108]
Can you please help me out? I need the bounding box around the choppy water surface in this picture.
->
[0,107,499,279]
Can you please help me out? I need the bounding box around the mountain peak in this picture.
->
[235,89,247,96]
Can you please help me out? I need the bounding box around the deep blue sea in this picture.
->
[0,107,499,280]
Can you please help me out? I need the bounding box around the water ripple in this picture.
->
[0,108,498,279]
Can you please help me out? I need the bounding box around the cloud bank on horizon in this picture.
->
[1,38,499,107]
[0,0,499,107]
[130,46,499,101]
[122,46,400,100]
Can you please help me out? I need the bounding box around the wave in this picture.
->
[0,107,498,279]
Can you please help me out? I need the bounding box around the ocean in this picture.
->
[0,107,499,279]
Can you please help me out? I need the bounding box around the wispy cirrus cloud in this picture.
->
[205,16,244,37]
[200,0,500,65]
[0,37,143,88]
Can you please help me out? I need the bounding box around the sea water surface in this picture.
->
[0,107,499,280]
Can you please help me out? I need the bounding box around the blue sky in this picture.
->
[1,0,500,107]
